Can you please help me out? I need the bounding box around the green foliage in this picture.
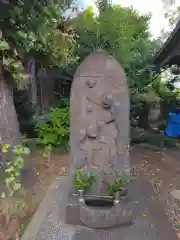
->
[0,144,31,222]
[57,97,70,108]
[37,106,70,151]
[108,175,129,196]
[14,3,77,68]
[72,4,162,128]
[1,144,30,198]
[130,126,178,148]
[0,0,77,87]
[74,168,96,191]
[73,4,156,74]
[1,144,30,219]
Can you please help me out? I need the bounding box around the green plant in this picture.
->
[74,168,96,191]
[130,126,178,148]
[2,144,30,197]
[108,175,129,196]
[1,144,30,222]
[0,0,77,164]
[42,144,53,166]
[37,106,70,152]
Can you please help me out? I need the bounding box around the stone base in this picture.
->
[66,195,133,229]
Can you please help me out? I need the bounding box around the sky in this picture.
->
[77,0,180,38]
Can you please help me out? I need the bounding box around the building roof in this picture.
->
[153,20,180,68]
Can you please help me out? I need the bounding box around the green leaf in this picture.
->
[13,183,21,191]
[0,40,10,51]
[5,166,14,173]
[2,143,11,153]
[1,192,6,199]
[16,30,27,40]
[23,147,31,155]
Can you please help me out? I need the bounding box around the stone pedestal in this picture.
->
[66,195,133,229]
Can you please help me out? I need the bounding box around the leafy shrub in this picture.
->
[1,144,30,221]
[37,106,70,151]
[108,175,129,196]
[2,145,30,197]
[130,127,177,148]
[57,97,70,108]
[74,168,96,191]
[130,127,146,144]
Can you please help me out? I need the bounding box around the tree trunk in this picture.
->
[138,104,150,129]
[0,64,39,189]
[27,58,37,106]
[0,65,20,165]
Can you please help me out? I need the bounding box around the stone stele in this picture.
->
[66,50,133,229]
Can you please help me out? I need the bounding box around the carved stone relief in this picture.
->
[70,50,130,195]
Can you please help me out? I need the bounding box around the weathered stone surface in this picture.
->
[86,79,97,88]
[86,125,97,139]
[66,50,131,229]
[171,190,180,201]
[70,50,130,195]
[80,200,132,229]
[66,195,133,228]
[87,104,93,113]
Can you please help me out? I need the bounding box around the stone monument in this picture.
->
[66,50,133,229]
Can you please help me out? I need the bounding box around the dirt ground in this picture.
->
[1,145,180,239]
[0,152,70,240]
[131,145,180,237]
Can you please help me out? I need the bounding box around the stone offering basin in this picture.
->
[66,195,133,229]
[85,198,114,208]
